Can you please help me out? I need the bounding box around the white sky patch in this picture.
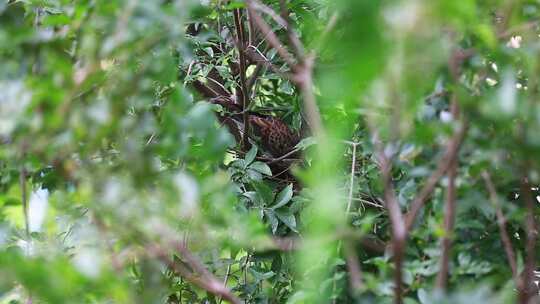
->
[498,71,517,114]
[28,188,49,232]
[0,80,32,136]
[174,173,199,216]
[73,248,102,278]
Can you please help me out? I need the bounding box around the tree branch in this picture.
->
[481,171,518,281]
[233,8,250,150]
[372,133,406,304]
[518,176,538,304]
[245,0,296,68]
[403,120,468,231]
[148,241,242,304]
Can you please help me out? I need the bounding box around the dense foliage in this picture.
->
[1,0,540,303]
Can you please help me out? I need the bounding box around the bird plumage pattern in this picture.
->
[210,96,299,157]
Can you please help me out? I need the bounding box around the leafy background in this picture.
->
[1,0,540,303]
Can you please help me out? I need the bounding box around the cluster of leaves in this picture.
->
[1,0,540,304]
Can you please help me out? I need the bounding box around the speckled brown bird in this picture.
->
[210,96,299,157]
[248,115,299,157]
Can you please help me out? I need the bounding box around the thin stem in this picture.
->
[19,167,30,241]
[233,8,250,150]
[481,171,518,281]
[346,142,358,214]
[518,177,538,304]
[435,156,457,290]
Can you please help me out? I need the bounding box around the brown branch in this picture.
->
[245,0,296,68]
[403,120,468,231]
[233,8,250,150]
[497,20,539,39]
[518,177,538,304]
[279,0,304,58]
[19,167,30,241]
[294,54,324,136]
[250,0,287,28]
[373,134,406,304]
[435,155,457,290]
[245,45,292,79]
[481,171,518,281]
[343,241,363,291]
[148,241,242,304]
[436,97,461,290]
[346,142,359,214]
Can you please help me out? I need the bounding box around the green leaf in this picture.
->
[245,145,258,166]
[264,209,279,234]
[272,184,293,210]
[275,210,297,232]
[224,1,245,10]
[294,137,316,150]
[251,181,274,205]
[249,161,272,176]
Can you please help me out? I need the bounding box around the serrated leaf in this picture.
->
[246,169,263,181]
[245,145,258,166]
[275,210,297,232]
[265,209,279,234]
[251,181,274,205]
[249,268,275,282]
[249,161,272,176]
[203,47,214,58]
[272,184,293,209]
[294,137,316,150]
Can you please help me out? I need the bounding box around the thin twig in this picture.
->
[245,0,296,67]
[148,241,242,304]
[343,241,363,291]
[217,263,232,304]
[403,120,468,231]
[295,54,324,136]
[436,96,460,290]
[518,176,538,304]
[19,167,30,241]
[372,132,406,304]
[481,171,518,281]
[435,155,457,289]
[279,0,304,58]
[233,8,250,150]
[346,142,359,214]
[250,0,287,28]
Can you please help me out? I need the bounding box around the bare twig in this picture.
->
[294,54,324,136]
[497,19,538,39]
[279,0,304,58]
[403,120,468,231]
[217,263,232,304]
[343,241,363,291]
[481,171,518,281]
[435,155,457,289]
[19,167,29,241]
[233,8,250,150]
[372,133,406,304]
[436,96,461,290]
[250,0,287,28]
[314,12,340,53]
[245,0,296,67]
[346,142,359,214]
[518,177,538,304]
[148,241,242,304]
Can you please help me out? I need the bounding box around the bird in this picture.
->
[209,96,299,158]
[248,115,299,157]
